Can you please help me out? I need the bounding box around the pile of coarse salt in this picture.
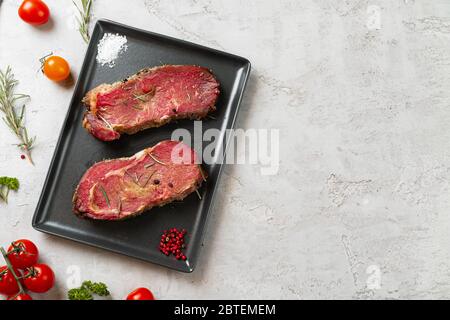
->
[96,33,128,68]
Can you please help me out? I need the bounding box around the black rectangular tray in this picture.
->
[32,19,251,272]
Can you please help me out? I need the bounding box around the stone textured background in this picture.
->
[1,0,450,299]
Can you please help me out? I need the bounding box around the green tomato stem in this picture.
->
[0,247,25,296]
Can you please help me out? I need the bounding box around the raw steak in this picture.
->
[73,140,205,220]
[82,65,220,141]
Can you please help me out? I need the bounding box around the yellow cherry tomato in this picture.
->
[42,55,70,82]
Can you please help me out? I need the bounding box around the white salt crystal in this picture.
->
[96,33,128,68]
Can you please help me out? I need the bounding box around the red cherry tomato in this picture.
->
[8,293,32,300]
[23,264,54,293]
[126,287,155,300]
[7,239,39,270]
[0,266,21,296]
[18,0,50,25]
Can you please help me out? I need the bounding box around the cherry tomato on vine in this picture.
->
[7,239,39,270]
[126,287,155,300]
[18,0,50,25]
[23,264,54,293]
[8,293,32,300]
[0,266,21,296]
[41,55,71,82]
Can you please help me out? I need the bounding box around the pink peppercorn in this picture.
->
[159,227,188,261]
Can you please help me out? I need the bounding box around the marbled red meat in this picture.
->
[73,140,205,220]
[82,65,220,141]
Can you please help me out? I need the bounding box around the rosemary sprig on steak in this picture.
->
[0,66,35,164]
[141,171,156,188]
[99,185,110,207]
[132,91,154,102]
[73,0,93,43]
[124,170,143,186]
[130,91,154,110]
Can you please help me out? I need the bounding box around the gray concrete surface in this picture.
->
[1,0,450,299]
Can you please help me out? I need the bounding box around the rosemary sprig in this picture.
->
[141,171,156,188]
[73,0,93,43]
[99,185,110,207]
[135,172,142,183]
[132,93,149,102]
[124,170,140,186]
[132,90,154,102]
[124,170,145,186]
[130,91,154,110]
[0,66,35,164]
